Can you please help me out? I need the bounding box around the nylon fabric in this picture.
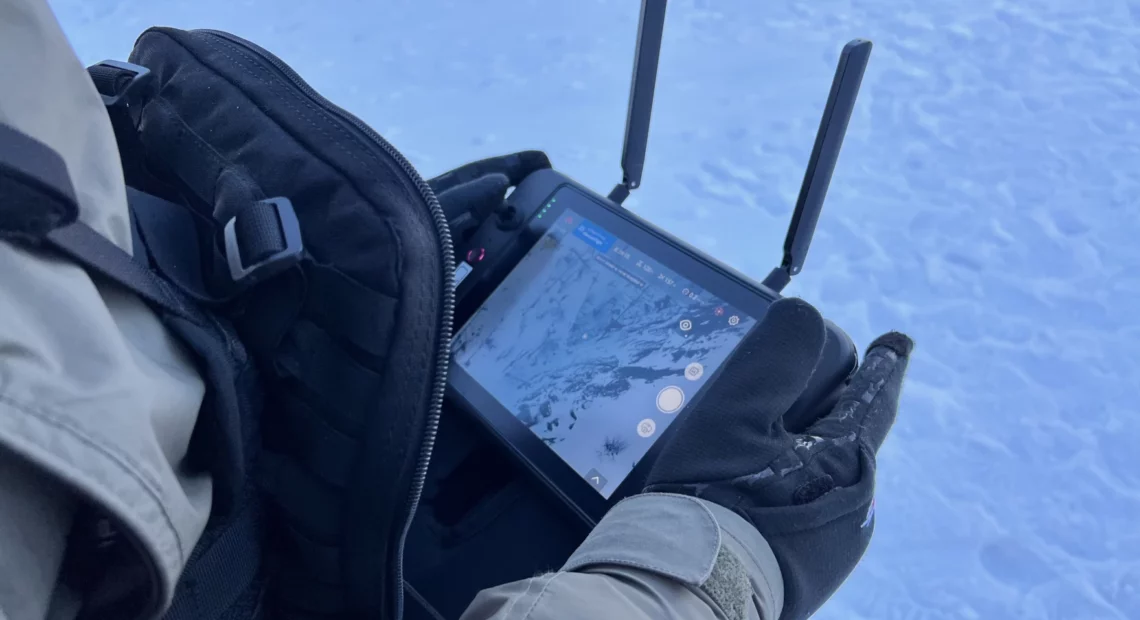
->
[301,263,398,357]
[275,398,357,487]
[274,321,385,426]
[122,28,449,617]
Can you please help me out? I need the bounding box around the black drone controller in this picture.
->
[444,0,872,523]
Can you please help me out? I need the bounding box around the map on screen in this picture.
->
[453,209,756,497]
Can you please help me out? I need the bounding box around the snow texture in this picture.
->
[51,0,1140,618]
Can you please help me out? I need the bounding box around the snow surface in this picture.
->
[51,0,1140,617]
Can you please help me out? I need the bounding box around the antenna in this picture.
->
[607,0,668,206]
[762,39,873,293]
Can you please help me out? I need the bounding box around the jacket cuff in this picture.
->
[563,493,784,620]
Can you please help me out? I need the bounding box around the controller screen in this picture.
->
[453,208,756,498]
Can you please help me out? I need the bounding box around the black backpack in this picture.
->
[4,26,457,620]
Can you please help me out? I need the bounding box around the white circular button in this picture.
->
[637,418,657,438]
[656,386,685,414]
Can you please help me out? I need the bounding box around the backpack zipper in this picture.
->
[193,29,456,620]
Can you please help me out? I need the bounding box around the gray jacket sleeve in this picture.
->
[0,1,212,618]
[460,493,785,620]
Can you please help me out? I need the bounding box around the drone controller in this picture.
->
[443,0,872,525]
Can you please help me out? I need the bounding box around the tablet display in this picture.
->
[452,208,756,498]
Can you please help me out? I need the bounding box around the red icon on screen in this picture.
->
[714,307,725,316]
[466,247,486,263]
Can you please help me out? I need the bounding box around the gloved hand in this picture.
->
[645,297,913,620]
[427,150,552,242]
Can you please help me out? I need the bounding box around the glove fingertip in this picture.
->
[483,172,512,191]
[519,150,552,171]
[867,331,913,358]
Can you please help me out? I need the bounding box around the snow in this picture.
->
[51,0,1140,617]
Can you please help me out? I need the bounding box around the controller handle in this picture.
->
[782,318,858,433]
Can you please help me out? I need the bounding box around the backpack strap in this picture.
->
[86,60,305,307]
[0,117,186,320]
[127,184,303,305]
[162,497,266,620]
[46,219,192,319]
[0,121,79,239]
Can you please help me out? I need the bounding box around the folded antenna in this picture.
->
[607,0,668,206]
[762,39,873,293]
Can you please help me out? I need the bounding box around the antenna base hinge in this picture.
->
[607,182,632,206]
[761,266,792,293]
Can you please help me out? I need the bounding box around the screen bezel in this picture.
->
[448,182,780,524]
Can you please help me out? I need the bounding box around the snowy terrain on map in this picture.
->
[454,214,753,495]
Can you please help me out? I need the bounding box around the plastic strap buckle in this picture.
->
[89,60,153,108]
[223,197,304,288]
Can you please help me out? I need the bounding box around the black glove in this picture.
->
[427,150,552,242]
[645,297,913,620]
